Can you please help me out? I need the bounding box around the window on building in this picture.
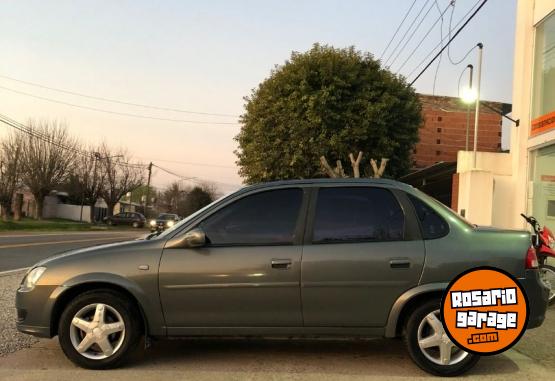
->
[532,12,555,119]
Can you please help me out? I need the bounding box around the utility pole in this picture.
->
[465,64,474,151]
[472,43,483,169]
[144,162,153,217]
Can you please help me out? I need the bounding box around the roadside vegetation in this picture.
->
[0,217,141,232]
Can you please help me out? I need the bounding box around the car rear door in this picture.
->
[301,185,425,327]
[159,187,309,332]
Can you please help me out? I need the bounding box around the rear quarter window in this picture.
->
[407,194,449,239]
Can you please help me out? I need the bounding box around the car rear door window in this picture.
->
[407,194,449,239]
[199,188,303,246]
[312,187,405,243]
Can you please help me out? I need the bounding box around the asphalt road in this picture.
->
[0,231,144,272]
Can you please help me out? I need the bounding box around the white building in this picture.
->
[457,0,555,233]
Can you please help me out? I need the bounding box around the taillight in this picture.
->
[526,246,539,269]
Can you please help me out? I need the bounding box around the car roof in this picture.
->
[236,178,414,194]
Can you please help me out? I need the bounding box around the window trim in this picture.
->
[305,185,413,245]
[194,187,310,247]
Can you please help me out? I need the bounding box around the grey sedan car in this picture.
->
[16,179,549,376]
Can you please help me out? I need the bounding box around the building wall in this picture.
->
[414,94,504,168]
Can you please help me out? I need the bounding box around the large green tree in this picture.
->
[235,44,422,183]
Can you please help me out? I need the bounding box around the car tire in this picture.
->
[107,219,114,226]
[539,264,555,306]
[58,289,142,369]
[132,221,139,228]
[405,298,480,377]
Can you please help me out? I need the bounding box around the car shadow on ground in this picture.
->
[127,337,521,377]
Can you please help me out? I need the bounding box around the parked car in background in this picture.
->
[149,213,180,232]
[16,179,548,376]
[103,212,145,228]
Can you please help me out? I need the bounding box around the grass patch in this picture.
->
[0,218,131,232]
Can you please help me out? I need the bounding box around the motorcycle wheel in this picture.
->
[539,264,555,306]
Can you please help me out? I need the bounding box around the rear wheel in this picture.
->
[539,264,555,305]
[405,299,479,376]
[58,290,142,369]
[132,221,139,228]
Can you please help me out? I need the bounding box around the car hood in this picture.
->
[34,240,145,268]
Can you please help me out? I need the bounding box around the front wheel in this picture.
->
[132,221,140,228]
[405,299,480,376]
[539,264,555,306]
[58,290,142,369]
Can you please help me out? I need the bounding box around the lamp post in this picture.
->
[462,64,474,151]
[472,43,483,168]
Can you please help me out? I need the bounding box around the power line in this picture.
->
[383,0,432,67]
[136,156,236,169]
[152,163,240,188]
[405,0,482,78]
[379,0,418,60]
[409,0,489,86]
[396,0,454,73]
[0,73,239,118]
[431,0,446,96]
[387,0,438,69]
[0,85,240,126]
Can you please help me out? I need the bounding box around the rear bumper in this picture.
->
[519,269,549,329]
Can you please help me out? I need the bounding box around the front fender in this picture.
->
[384,282,448,338]
[57,272,166,336]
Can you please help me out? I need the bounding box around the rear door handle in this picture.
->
[389,258,411,269]
[271,259,292,269]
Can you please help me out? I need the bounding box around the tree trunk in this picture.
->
[13,193,23,221]
[0,203,9,222]
[106,201,116,217]
[35,196,44,220]
[89,201,96,223]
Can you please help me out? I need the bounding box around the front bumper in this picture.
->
[16,284,62,338]
[519,269,549,329]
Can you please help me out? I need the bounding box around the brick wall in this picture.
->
[413,94,505,168]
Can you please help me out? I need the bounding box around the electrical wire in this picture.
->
[387,0,438,69]
[0,73,239,118]
[431,0,446,96]
[409,0,489,86]
[380,0,418,60]
[0,85,240,126]
[405,0,482,78]
[383,0,432,67]
[396,0,453,74]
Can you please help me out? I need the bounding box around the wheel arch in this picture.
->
[384,283,448,338]
[50,280,150,338]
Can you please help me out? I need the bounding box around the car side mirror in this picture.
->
[166,228,206,249]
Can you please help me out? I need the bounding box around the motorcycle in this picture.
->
[521,213,555,306]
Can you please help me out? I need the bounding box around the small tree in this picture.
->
[235,44,421,182]
[0,133,23,221]
[19,120,78,219]
[180,185,215,217]
[98,144,144,217]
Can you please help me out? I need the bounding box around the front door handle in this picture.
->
[389,258,411,269]
[271,259,292,269]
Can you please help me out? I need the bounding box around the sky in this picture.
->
[0,0,516,192]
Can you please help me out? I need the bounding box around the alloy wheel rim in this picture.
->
[69,303,126,360]
[417,309,469,366]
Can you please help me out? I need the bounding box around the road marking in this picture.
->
[0,236,133,249]
[0,267,29,276]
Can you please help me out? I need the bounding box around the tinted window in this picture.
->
[199,188,303,245]
[312,187,404,243]
[407,194,449,239]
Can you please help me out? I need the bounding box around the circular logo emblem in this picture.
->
[441,266,529,355]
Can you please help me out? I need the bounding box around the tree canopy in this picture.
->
[235,44,422,183]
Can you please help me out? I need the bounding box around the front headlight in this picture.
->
[149,220,156,227]
[166,220,175,227]
[19,267,46,292]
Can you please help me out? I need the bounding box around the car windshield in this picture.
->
[158,214,175,220]
[149,193,232,240]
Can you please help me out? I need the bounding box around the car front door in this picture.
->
[159,187,308,333]
[301,186,425,327]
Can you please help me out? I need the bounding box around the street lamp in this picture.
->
[460,64,475,151]
[472,43,483,169]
